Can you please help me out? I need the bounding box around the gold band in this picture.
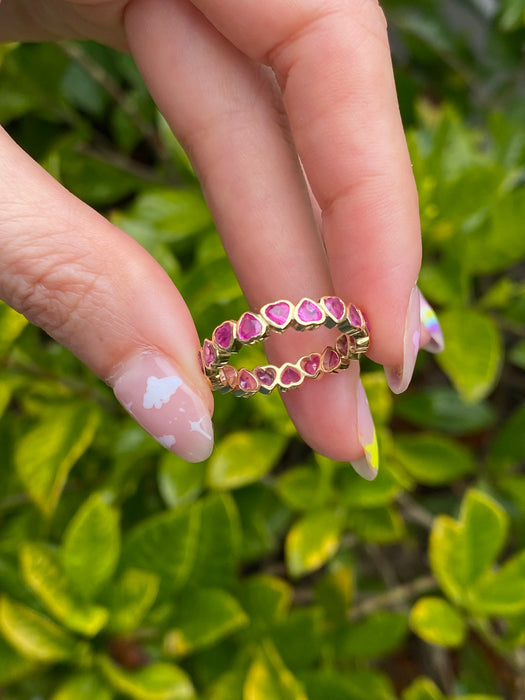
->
[199,297,369,398]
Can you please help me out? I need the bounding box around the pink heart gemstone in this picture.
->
[336,334,349,357]
[254,366,277,387]
[300,354,321,376]
[203,339,217,367]
[238,313,264,342]
[280,365,302,386]
[264,301,291,327]
[297,299,323,324]
[214,321,234,350]
[238,369,258,392]
[220,365,238,388]
[324,296,345,321]
[349,304,362,328]
[322,348,340,372]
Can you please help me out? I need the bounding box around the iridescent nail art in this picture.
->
[419,293,445,354]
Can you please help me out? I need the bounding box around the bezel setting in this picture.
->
[200,297,369,397]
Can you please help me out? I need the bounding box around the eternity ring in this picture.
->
[199,297,369,398]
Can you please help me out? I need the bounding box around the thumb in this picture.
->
[0,128,214,462]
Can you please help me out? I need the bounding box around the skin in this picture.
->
[0,0,422,462]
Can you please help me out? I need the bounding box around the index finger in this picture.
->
[184,0,422,382]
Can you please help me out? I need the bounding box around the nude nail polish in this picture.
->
[419,293,445,353]
[350,380,379,481]
[111,352,213,463]
[385,285,421,394]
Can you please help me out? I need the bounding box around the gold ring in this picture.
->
[199,297,369,398]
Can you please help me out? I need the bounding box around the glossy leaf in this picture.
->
[429,490,509,604]
[285,509,343,578]
[470,549,525,615]
[410,597,466,647]
[164,587,248,657]
[393,433,475,485]
[334,612,408,660]
[0,636,36,685]
[346,505,405,544]
[0,301,27,359]
[302,669,396,700]
[436,310,502,403]
[99,657,195,700]
[0,596,79,663]
[243,640,307,700]
[104,569,160,634]
[14,402,100,517]
[207,431,287,490]
[20,543,108,636]
[51,672,113,700]
[121,504,199,598]
[158,451,206,508]
[61,493,121,599]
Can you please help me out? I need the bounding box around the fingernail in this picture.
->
[419,293,444,354]
[110,351,214,463]
[385,285,421,394]
[350,380,379,481]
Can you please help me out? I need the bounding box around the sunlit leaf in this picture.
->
[410,597,466,647]
[207,431,287,490]
[61,493,120,599]
[14,402,100,517]
[285,509,343,578]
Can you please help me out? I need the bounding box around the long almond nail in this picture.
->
[350,380,379,481]
[110,352,213,463]
[385,285,421,394]
[419,293,445,353]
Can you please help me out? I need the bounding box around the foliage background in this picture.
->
[0,1,525,698]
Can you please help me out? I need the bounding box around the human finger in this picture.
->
[0,127,214,462]
[125,0,377,474]
[168,0,423,393]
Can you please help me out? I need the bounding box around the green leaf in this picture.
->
[271,608,323,670]
[20,543,108,636]
[236,575,292,631]
[470,549,525,615]
[0,301,27,359]
[394,388,495,435]
[336,462,403,508]
[346,505,405,544]
[409,597,466,647]
[122,504,199,598]
[62,493,121,599]
[463,189,525,274]
[402,677,444,700]
[188,492,242,589]
[362,371,393,425]
[207,430,287,490]
[14,402,100,516]
[334,612,408,660]
[436,310,502,403]
[302,669,396,700]
[275,466,326,511]
[500,0,525,31]
[0,596,79,663]
[488,403,525,470]
[129,188,212,238]
[158,451,206,508]
[104,569,160,634]
[393,433,475,485]
[51,672,113,700]
[0,636,36,685]
[285,508,343,578]
[164,587,248,657]
[243,640,308,700]
[99,657,195,700]
[429,490,509,604]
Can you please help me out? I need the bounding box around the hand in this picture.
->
[0,0,440,476]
